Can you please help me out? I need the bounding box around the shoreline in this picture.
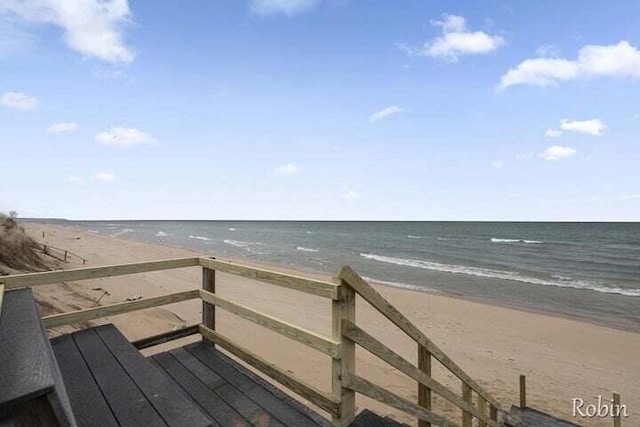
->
[48,221,640,334]
[17,222,640,426]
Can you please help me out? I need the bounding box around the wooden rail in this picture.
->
[38,243,87,264]
[43,290,200,328]
[199,289,339,357]
[199,257,339,299]
[0,257,200,289]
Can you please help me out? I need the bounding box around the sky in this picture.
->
[1,0,639,221]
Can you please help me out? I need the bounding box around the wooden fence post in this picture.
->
[418,345,431,427]
[519,375,526,408]
[490,404,498,422]
[64,250,68,262]
[462,383,472,427]
[332,279,355,427]
[478,397,487,427]
[202,266,216,343]
[613,392,621,427]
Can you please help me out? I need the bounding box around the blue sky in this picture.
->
[1,0,639,220]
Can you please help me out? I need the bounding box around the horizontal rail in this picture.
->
[1,257,201,289]
[132,324,200,350]
[199,324,340,416]
[342,321,497,427]
[200,289,340,357]
[343,373,459,427]
[38,243,87,263]
[43,289,200,328]
[198,257,339,300]
[339,266,501,410]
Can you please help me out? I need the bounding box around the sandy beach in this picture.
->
[19,222,640,427]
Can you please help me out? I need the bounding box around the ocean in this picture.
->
[54,220,640,332]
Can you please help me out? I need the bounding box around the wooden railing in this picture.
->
[0,257,503,427]
[37,243,87,264]
[338,266,501,427]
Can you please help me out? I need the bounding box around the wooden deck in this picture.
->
[50,324,328,427]
[151,342,330,427]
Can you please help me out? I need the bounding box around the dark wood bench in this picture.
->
[0,288,76,426]
[51,324,212,427]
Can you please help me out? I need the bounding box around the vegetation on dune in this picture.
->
[0,211,46,274]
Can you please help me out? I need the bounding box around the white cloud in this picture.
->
[91,172,116,182]
[539,145,576,161]
[67,176,84,185]
[545,129,562,138]
[500,41,640,89]
[0,0,135,63]
[250,0,320,16]
[560,118,605,136]
[491,160,505,169]
[342,190,361,201]
[95,127,156,148]
[1,91,37,110]
[400,14,504,62]
[369,105,403,123]
[47,122,78,133]
[273,163,300,175]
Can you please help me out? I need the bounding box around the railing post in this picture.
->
[478,397,487,427]
[490,404,498,422]
[64,250,68,262]
[418,345,431,427]
[613,392,621,427]
[202,266,216,343]
[519,375,526,408]
[462,383,472,427]
[332,279,355,427]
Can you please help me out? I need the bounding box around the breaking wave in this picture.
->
[189,235,212,241]
[156,231,169,237]
[296,246,319,252]
[491,238,544,244]
[360,253,640,297]
[407,235,421,239]
[111,228,135,237]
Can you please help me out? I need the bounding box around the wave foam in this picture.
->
[229,228,237,231]
[296,246,319,252]
[111,228,134,237]
[360,253,640,297]
[363,276,441,294]
[407,235,421,239]
[189,235,212,241]
[491,238,544,244]
[156,231,169,237]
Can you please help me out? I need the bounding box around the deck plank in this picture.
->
[72,327,168,427]
[94,325,211,427]
[51,334,119,427]
[0,289,55,408]
[152,352,247,427]
[185,341,328,427]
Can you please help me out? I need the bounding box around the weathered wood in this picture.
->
[418,344,432,427]
[72,327,167,426]
[51,333,119,427]
[462,383,472,427]
[478,398,487,427]
[199,324,340,416]
[341,321,497,427]
[332,281,356,427]
[490,405,498,422]
[199,257,339,299]
[0,284,4,317]
[338,266,501,410]
[613,392,621,427]
[131,324,200,350]
[202,267,216,333]
[95,324,211,427]
[519,375,526,408]
[152,351,242,427]
[1,257,200,289]
[184,343,326,427]
[200,289,339,357]
[43,289,200,328]
[342,373,460,427]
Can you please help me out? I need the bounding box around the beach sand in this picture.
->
[19,223,640,427]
